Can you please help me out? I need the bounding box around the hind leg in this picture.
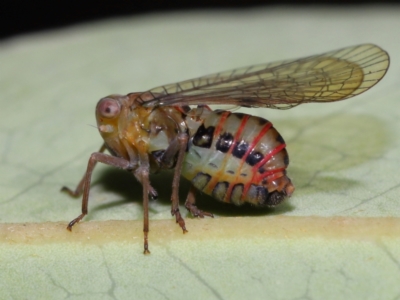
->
[184,186,214,218]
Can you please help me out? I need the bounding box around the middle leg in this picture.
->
[158,133,190,233]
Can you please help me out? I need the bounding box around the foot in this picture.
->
[185,203,214,218]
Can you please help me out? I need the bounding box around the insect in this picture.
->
[62,44,389,253]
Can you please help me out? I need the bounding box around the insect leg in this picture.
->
[169,133,190,233]
[122,138,158,200]
[133,166,151,254]
[61,143,107,197]
[185,185,214,218]
[132,173,158,200]
[66,150,136,231]
[133,141,152,254]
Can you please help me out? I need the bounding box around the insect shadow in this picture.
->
[90,167,294,218]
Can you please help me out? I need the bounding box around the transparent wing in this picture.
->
[138,44,389,109]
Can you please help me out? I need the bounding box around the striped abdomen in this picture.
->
[182,111,294,207]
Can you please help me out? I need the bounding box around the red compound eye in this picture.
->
[97,98,120,119]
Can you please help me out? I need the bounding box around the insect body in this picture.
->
[62,44,389,253]
[182,108,293,207]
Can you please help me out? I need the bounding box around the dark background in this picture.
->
[1,1,397,40]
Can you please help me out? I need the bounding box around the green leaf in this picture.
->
[1,10,400,300]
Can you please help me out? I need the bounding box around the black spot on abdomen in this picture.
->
[246,151,264,166]
[232,140,248,159]
[193,124,215,148]
[216,132,233,153]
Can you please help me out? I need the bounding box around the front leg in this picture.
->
[134,166,152,254]
[61,144,107,198]
[62,147,137,231]
[133,140,153,254]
